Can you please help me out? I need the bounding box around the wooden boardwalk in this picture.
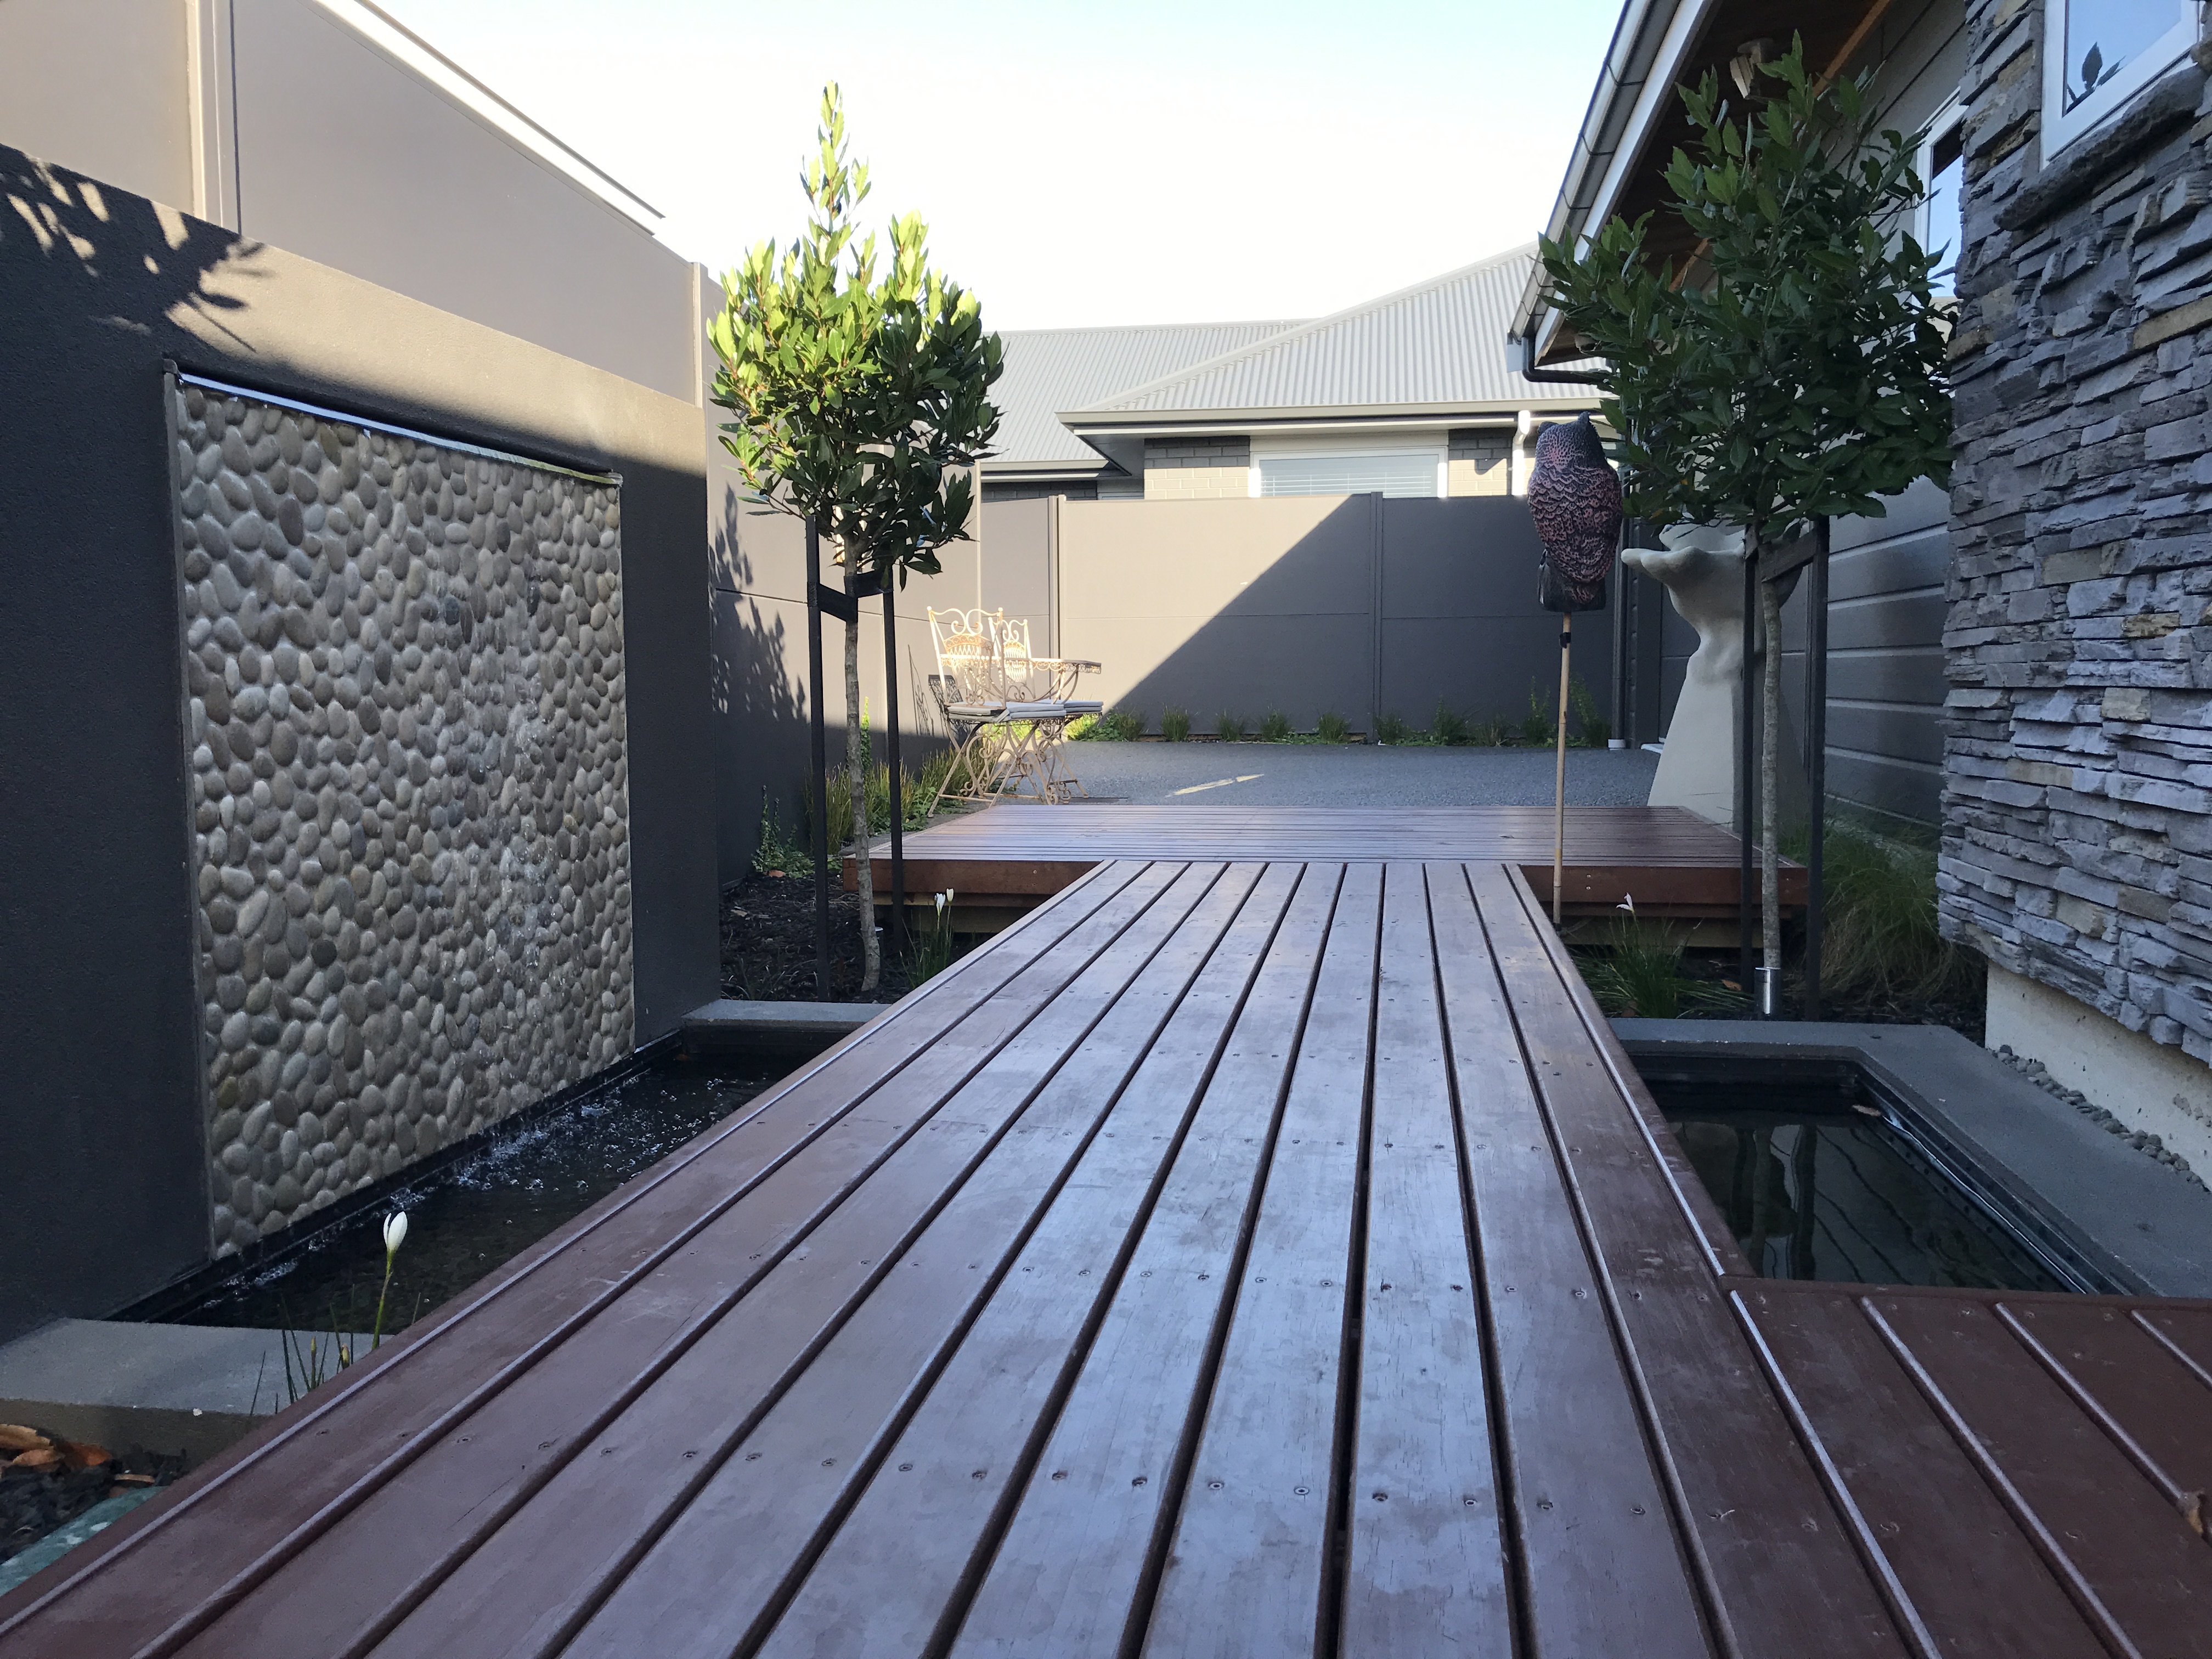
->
[4,861,2208,1657]
[847,803,1805,919]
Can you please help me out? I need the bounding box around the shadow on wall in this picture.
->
[1053,494,1612,735]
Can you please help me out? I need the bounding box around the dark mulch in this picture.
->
[2,1431,181,1562]
[1670,947,1984,1041]
[719,870,935,1004]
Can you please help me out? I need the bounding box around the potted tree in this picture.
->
[1540,40,1950,1008]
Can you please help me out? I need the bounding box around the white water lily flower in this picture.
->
[382,1211,409,1255]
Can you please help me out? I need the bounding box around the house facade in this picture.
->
[984,247,1600,507]
[1523,0,2212,1170]
[1944,0,2212,1166]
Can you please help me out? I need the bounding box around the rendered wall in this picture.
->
[176,384,633,1252]
[0,0,193,210]
[0,143,714,1340]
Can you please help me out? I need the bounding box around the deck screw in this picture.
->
[1632,1505,1645,1516]
[1052,1470,1067,1480]
[1379,1283,1392,1291]
[1538,1499,1553,1510]
[1450,1285,1463,1292]
[822,1459,834,1468]
[684,1451,698,1460]
[972,1470,986,1480]
[1294,1486,1309,1497]
[899,1463,914,1472]
[539,1441,555,1451]
[747,1452,762,1462]
[1464,1497,1477,1506]
[1132,1476,1148,1487]
[1208,1480,1223,1491]
[1372,1491,1387,1502]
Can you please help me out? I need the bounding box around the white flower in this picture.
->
[934,891,947,916]
[382,1211,409,1255]
[1616,894,1636,915]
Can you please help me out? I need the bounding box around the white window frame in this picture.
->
[1246,430,1447,500]
[2041,0,2199,158]
[1918,99,1966,298]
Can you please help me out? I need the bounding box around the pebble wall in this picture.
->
[172,383,634,1255]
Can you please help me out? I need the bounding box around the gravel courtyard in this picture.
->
[1049,741,1661,808]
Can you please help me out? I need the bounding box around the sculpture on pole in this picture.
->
[1526,414,1623,922]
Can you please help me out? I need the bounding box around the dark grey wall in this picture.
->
[1045,494,1610,733]
[709,459,976,887]
[0,144,716,1340]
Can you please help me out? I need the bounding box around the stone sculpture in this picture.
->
[1622,524,1805,831]
[173,385,634,1254]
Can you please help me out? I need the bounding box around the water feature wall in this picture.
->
[173,380,635,1255]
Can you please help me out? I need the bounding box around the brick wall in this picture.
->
[1143,436,1251,500]
[1446,427,1511,496]
[1945,0,2212,1058]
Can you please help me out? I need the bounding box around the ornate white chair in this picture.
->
[925,608,1102,810]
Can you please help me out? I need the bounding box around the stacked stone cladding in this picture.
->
[174,385,635,1255]
[1945,0,2212,1061]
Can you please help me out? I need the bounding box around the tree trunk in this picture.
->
[1759,552,1784,994]
[841,541,878,992]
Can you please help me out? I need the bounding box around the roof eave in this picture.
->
[1061,397,1596,431]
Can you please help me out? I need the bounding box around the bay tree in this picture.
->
[710,85,1002,991]
[1538,38,1950,992]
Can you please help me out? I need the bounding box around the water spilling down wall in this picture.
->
[174,381,634,1256]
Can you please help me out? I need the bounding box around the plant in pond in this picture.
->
[1570,674,1611,748]
[1257,709,1292,743]
[1316,711,1351,743]
[1431,702,1471,746]
[1539,37,1951,995]
[276,1209,413,1406]
[1373,711,1410,745]
[1520,681,1554,747]
[1215,711,1248,743]
[907,889,958,983]
[372,1211,408,1351]
[1159,706,1192,742]
[709,84,1002,992]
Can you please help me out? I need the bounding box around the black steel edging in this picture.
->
[111,1032,685,1325]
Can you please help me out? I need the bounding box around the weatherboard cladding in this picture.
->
[989,320,1304,467]
[1073,245,1591,417]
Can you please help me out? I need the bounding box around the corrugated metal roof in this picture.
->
[1069,245,1584,419]
[988,319,1304,467]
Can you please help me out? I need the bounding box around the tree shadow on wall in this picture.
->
[1,144,268,359]
[710,483,810,881]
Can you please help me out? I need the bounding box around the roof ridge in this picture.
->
[1000,318,1307,340]
[1066,243,1542,417]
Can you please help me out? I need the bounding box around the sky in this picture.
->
[375,0,1623,332]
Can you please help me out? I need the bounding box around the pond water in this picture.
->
[1650,1075,2070,1293]
[172,1054,785,1338]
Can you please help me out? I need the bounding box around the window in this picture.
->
[1255,452,1441,498]
[1921,108,1965,296]
[2042,0,2198,156]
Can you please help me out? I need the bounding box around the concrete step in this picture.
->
[681,997,882,1060]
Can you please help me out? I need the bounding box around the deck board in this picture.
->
[5,850,2208,1659]
[848,804,1804,917]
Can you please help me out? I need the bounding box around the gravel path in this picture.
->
[1053,742,1661,808]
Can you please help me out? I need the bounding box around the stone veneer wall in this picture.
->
[1943,2,2212,1073]
[174,383,634,1254]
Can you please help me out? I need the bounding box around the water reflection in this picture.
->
[1657,1090,2065,1292]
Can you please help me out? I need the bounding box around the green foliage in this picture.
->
[1316,710,1351,743]
[1819,821,1978,1003]
[1215,711,1248,742]
[1160,706,1192,742]
[1259,709,1293,743]
[707,85,1002,589]
[1070,707,1144,741]
[1373,712,1411,745]
[1576,920,1745,1019]
[1432,702,1471,746]
[1570,675,1611,748]
[752,786,804,876]
[1469,715,1511,746]
[1536,38,1951,538]
[1520,681,1555,747]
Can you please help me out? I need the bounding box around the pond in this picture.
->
[1648,1071,2075,1293]
[166,1053,785,1339]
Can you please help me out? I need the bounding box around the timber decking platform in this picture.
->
[5,861,2208,1658]
[845,803,1804,918]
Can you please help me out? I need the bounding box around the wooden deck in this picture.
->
[846,803,1805,920]
[5,860,2208,1657]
